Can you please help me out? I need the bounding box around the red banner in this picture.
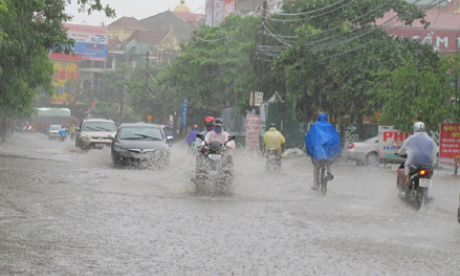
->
[223,0,236,18]
[439,123,460,159]
[50,52,83,62]
[245,115,261,150]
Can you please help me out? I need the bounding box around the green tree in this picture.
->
[272,0,433,125]
[369,55,460,132]
[169,15,260,114]
[0,0,113,139]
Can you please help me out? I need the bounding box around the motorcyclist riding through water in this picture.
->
[192,117,236,186]
[262,123,286,157]
[202,118,235,149]
[263,123,285,171]
[396,121,437,202]
[304,113,342,191]
[58,125,68,141]
[194,116,215,152]
[202,117,235,167]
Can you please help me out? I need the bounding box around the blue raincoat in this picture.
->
[185,128,200,146]
[305,113,342,163]
[58,128,67,137]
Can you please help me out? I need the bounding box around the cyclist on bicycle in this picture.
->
[305,113,342,191]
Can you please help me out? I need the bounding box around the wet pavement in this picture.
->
[1,132,460,275]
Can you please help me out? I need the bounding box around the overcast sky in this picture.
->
[66,0,206,26]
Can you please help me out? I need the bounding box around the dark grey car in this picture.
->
[110,123,171,168]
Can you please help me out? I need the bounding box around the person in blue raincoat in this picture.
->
[185,125,200,147]
[58,125,68,139]
[305,113,342,191]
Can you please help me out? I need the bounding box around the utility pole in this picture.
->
[253,0,267,113]
[88,60,94,119]
[120,70,124,125]
[145,51,149,92]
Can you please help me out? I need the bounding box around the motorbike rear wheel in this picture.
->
[409,186,423,211]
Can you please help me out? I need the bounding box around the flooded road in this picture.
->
[1,132,460,275]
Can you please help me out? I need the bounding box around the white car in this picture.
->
[48,125,62,139]
[343,136,439,167]
[75,118,117,150]
[342,136,403,167]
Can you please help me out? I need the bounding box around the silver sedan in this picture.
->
[342,136,403,167]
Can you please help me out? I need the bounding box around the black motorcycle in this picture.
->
[396,154,434,211]
[193,133,235,195]
[265,147,281,172]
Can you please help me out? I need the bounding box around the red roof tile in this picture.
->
[126,30,172,45]
[174,12,204,23]
[108,39,117,50]
[108,16,146,29]
[376,10,460,30]
[442,0,460,12]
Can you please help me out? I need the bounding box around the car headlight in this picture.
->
[113,144,127,151]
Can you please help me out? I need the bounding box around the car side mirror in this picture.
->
[196,133,205,140]
[108,134,115,140]
[167,136,173,141]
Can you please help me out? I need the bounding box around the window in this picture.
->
[83,122,116,131]
[119,127,163,140]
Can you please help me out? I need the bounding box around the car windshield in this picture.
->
[49,125,61,130]
[82,122,116,132]
[118,127,163,140]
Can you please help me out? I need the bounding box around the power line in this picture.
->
[264,0,421,52]
[191,10,262,42]
[260,0,443,61]
[266,0,357,22]
[263,0,346,16]
[285,0,439,54]
[308,0,447,63]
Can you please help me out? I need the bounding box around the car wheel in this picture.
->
[365,152,379,167]
[112,154,121,166]
[163,155,170,168]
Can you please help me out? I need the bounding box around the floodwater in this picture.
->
[1,132,460,275]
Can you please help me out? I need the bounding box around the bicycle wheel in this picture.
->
[320,166,327,195]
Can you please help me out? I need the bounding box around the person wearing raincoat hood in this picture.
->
[305,113,342,191]
[185,125,200,147]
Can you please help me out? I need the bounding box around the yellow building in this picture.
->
[174,0,191,13]
[108,16,148,42]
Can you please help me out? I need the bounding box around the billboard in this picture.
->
[51,60,80,104]
[213,0,224,27]
[205,0,213,26]
[64,24,108,61]
[206,0,234,27]
[383,28,460,53]
[439,123,460,166]
[224,0,236,18]
[378,126,410,159]
[246,114,261,150]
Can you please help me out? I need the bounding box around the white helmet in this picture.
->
[413,121,426,132]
